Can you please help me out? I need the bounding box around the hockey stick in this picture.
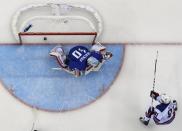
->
[30,122,35,131]
[151,51,159,106]
[30,107,38,131]
[52,67,62,71]
[52,67,75,75]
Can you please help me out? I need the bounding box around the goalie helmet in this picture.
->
[160,94,171,104]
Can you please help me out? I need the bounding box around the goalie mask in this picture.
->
[87,56,99,67]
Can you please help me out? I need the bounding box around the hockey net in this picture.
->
[12,2,103,44]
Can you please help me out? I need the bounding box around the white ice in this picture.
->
[0,0,182,131]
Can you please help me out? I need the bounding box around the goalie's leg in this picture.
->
[50,46,67,68]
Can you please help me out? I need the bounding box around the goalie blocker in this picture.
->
[49,43,112,77]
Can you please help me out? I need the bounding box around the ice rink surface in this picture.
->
[0,0,182,131]
[0,45,181,131]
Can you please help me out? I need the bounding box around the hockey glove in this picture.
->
[150,91,159,100]
[145,106,155,118]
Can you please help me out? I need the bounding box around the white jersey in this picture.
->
[153,96,176,124]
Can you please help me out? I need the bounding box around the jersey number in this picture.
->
[72,48,87,59]
[168,109,173,118]
[72,50,82,59]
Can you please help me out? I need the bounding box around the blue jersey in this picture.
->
[68,46,91,70]
[68,46,103,71]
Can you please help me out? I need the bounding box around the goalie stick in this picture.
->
[52,60,105,76]
[151,51,159,106]
[52,67,75,75]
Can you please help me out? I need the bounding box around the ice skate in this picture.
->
[139,117,149,126]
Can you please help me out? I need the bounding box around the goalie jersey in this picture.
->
[68,46,103,71]
[153,96,176,125]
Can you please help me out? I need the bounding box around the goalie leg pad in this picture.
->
[50,46,67,68]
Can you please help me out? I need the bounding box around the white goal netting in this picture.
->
[12,2,103,44]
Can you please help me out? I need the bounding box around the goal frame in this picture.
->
[12,2,103,45]
[18,32,97,45]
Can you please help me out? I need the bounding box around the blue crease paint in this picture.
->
[0,44,124,111]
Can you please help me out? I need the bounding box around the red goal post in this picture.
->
[18,32,97,45]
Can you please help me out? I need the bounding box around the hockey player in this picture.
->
[49,43,112,77]
[140,91,178,125]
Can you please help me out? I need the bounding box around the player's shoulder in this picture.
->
[156,103,169,112]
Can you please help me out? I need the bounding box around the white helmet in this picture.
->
[160,94,171,104]
[87,56,99,67]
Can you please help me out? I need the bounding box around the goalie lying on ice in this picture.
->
[49,43,112,77]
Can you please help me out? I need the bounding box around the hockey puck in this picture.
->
[43,37,47,41]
